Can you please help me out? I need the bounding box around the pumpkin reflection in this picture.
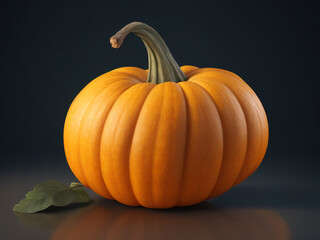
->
[51,201,290,240]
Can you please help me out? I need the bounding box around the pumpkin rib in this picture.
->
[183,80,225,199]
[79,79,141,199]
[219,82,249,188]
[251,99,269,165]
[126,85,156,206]
[211,68,252,88]
[158,84,187,207]
[130,82,187,208]
[150,83,187,207]
[177,81,224,206]
[192,68,245,85]
[195,77,249,195]
[235,102,268,184]
[78,78,140,187]
[258,111,268,165]
[100,83,144,203]
[101,83,155,206]
[129,84,165,207]
[86,72,143,88]
[190,70,267,190]
[76,79,134,192]
[175,83,189,206]
[75,84,107,188]
[180,65,199,78]
[215,73,267,185]
[187,76,249,198]
[150,87,165,206]
[129,85,163,206]
[65,75,133,187]
[110,67,148,82]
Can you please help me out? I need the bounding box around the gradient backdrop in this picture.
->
[1,0,320,239]
[1,0,319,163]
[0,0,320,188]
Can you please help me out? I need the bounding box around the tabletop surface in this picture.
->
[1,155,319,240]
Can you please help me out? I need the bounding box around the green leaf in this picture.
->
[13,180,90,214]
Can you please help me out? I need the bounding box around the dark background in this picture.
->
[1,1,320,239]
[1,0,319,165]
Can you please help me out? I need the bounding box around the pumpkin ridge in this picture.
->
[180,65,199,78]
[75,81,120,188]
[78,79,140,192]
[150,85,166,206]
[185,80,225,199]
[129,82,187,208]
[84,73,141,89]
[111,72,145,82]
[97,81,144,199]
[129,85,156,206]
[250,96,268,166]
[217,78,266,186]
[175,83,188,206]
[109,67,147,82]
[212,68,251,88]
[99,82,148,202]
[149,83,187,207]
[65,76,125,187]
[219,82,249,188]
[239,98,268,181]
[190,78,249,196]
[128,85,155,206]
[192,68,245,85]
[258,111,268,167]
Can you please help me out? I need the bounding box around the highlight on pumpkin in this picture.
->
[63,22,269,208]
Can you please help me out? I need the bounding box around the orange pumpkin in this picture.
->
[64,22,269,208]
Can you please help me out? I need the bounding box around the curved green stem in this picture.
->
[110,22,186,84]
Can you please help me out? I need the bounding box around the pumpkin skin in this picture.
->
[64,22,268,208]
[64,65,268,208]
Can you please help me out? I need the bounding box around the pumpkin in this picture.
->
[64,22,269,208]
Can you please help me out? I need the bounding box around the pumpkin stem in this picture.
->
[110,22,186,84]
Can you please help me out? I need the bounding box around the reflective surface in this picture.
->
[17,201,291,240]
[1,157,319,240]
